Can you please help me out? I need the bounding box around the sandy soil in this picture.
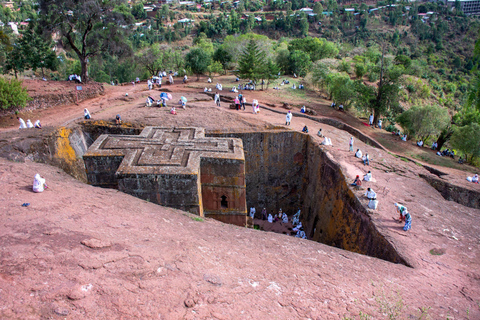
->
[0,77,479,319]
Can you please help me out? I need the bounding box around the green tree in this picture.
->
[131,2,147,20]
[259,59,280,90]
[330,73,356,107]
[450,122,480,163]
[289,50,311,77]
[213,46,232,75]
[185,48,211,80]
[39,0,134,83]
[137,44,164,76]
[0,77,31,110]
[238,39,265,84]
[18,27,58,78]
[396,105,451,141]
[207,61,223,78]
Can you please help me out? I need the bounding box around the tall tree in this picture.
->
[213,47,232,75]
[185,48,211,80]
[237,39,265,84]
[38,0,134,83]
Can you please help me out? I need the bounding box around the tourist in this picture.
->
[34,120,42,129]
[267,213,273,223]
[362,153,370,166]
[349,137,354,152]
[285,111,292,125]
[351,175,362,187]
[355,149,362,158]
[84,108,91,119]
[249,207,256,219]
[365,187,377,209]
[302,125,309,133]
[26,119,34,128]
[170,106,177,115]
[317,128,323,137]
[301,106,306,113]
[363,171,372,182]
[369,114,374,127]
[18,117,27,129]
[214,92,221,107]
[115,114,122,125]
[262,208,267,220]
[378,119,382,129]
[33,173,48,193]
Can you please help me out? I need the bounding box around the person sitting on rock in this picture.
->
[321,137,332,146]
[301,106,306,113]
[170,106,177,115]
[363,171,372,182]
[402,134,407,142]
[204,87,208,92]
[351,175,362,187]
[26,119,34,128]
[431,141,438,150]
[417,140,423,147]
[33,173,48,193]
[267,213,273,223]
[34,120,42,129]
[115,114,122,124]
[317,128,323,137]
[18,117,27,129]
[331,102,336,108]
[472,174,479,184]
[299,83,304,89]
[302,125,309,133]
[207,78,212,83]
[338,104,344,111]
[458,157,464,164]
[365,187,377,208]
[355,149,362,158]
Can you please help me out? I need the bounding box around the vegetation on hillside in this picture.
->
[0,0,479,164]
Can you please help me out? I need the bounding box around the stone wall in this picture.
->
[208,131,309,217]
[302,138,409,265]
[420,174,480,209]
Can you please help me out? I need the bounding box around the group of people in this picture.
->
[436,148,455,158]
[234,93,247,111]
[354,147,370,166]
[18,117,41,129]
[466,174,478,183]
[251,207,306,239]
[68,74,82,83]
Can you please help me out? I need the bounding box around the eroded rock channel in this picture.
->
[64,123,409,266]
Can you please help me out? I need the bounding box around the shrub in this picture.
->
[0,77,31,111]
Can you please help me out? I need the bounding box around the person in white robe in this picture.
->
[363,171,372,181]
[285,111,292,125]
[365,188,377,209]
[249,207,256,219]
[26,119,34,128]
[84,108,91,119]
[355,149,362,158]
[293,222,302,232]
[33,173,47,193]
[282,212,288,223]
[34,120,41,128]
[18,117,27,129]
[267,213,273,223]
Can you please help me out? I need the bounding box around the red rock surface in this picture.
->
[0,78,479,319]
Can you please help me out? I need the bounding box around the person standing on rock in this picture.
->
[261,208,267,220]
[285,111,292,125]
[267,213,273,223]
[214,92,221,107]
[369,114,374,127]
[349,137,354,152]
[394,203,412,231]
[365,187,377,209]
[249,207,255,219]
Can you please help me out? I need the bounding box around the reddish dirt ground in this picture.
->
[0,78,479,319]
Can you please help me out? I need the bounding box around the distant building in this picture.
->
[439,0,480,15]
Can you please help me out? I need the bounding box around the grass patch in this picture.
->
[191,216,204,222]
